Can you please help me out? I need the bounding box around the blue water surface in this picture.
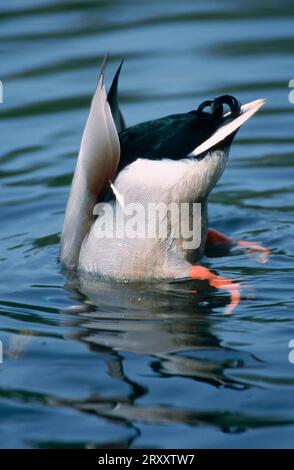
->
[0,0,294,449]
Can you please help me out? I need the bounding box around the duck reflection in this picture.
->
[59,274,259,436]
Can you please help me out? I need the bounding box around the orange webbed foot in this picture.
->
[236,240,270,263]
[190,265,240,315]
[207,228,270,263]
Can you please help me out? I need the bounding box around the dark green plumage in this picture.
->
[118,110,218,170]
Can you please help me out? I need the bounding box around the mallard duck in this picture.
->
[60,58,268,313]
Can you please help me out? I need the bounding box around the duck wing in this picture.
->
[79,60,120,196]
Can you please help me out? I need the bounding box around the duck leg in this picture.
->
[206,228,270,263]
[189,265,240,315]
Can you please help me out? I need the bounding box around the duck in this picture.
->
[60,58,269,314]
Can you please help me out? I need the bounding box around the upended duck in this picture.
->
[60,59,269,314]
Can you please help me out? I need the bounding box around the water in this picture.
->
[0,0,294,449]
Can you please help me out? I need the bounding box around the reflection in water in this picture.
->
[59,275,269,436]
